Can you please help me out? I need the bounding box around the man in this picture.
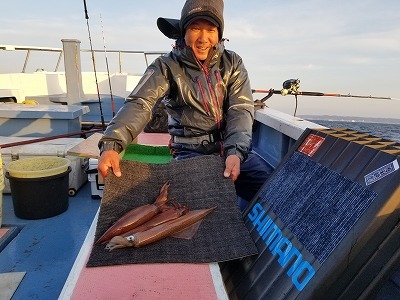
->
[98,0,273,207]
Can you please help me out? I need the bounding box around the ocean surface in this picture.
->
[310,119,400,143]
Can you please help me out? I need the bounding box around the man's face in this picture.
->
[184,18,219,61]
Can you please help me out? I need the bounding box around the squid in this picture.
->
[121,204,189,237]
[105,206,217,251]
[95,181,171,245]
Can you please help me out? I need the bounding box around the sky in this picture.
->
[1,0,400,119]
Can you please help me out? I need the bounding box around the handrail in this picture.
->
[0,45,64,72]
[0,44,166,73]
[79,49,166,74]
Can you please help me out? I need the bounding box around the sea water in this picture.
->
[311,120,400,143]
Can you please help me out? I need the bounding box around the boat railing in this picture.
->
[0,44,166,74]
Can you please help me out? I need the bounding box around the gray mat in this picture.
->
[87,155,258,267]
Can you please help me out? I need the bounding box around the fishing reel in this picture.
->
[281,79,300,96]
[281,79,301,116]
[253,78,301,110]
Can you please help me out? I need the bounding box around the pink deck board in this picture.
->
[137,132,171,146]
[71,263,218,299]
[0,228,9,239]
[70,132,219,299]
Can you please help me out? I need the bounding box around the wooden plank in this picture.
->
[66,131,171,159]
[66,132,171,159]
[67,133,103,159]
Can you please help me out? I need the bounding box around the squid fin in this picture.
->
[170,220,203,240]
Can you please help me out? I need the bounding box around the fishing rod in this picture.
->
[100,13,116,117]
[252,79,400,116]
[0,129,103,149]
[252,79,400,101]
[82,0,106,131]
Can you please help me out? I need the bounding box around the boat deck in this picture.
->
[1,119,399,299]
[0,132,227,299]
[0,183,99,299]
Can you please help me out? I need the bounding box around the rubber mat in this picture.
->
[122,143,171,164]
[258,151,377,263]
[87,155,258,267]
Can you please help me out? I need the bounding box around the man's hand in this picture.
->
[97,150,122,178]
[224,154,241,181]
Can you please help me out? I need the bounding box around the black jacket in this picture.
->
[100,42,254,161]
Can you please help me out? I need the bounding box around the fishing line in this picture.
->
[100,13,116,117]
[82,0,106,131]
[293,95,298,117]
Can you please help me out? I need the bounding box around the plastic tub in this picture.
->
[6,167,71,220]
[5,156,70,179]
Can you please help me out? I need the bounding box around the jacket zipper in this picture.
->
[195,48,222,129]
[214,70,223,113]
[197,78,210,115]
[197,72,224,156]
[202,66,221,129]
[208,69,221,129]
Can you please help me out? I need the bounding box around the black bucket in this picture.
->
[6,167,71,220]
